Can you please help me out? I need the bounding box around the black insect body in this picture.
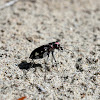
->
[29,40,63,66]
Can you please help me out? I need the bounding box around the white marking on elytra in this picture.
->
[44,47,47,51]
[35,52,39,56]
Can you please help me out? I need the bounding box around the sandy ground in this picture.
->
[0,0,100,100]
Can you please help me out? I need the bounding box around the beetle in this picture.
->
[29,40,63,66]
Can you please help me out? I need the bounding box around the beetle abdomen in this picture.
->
[29,45,49,59]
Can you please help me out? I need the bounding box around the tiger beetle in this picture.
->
[29,40,63,67]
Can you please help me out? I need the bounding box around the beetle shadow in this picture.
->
[18,60,42,70]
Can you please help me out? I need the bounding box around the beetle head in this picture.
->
[54,42,63,51]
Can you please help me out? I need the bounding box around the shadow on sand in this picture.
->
[18,60,42,70]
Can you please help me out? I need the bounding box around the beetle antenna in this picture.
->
[60,44,75,54]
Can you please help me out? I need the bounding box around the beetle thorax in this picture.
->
[53,42,60,49]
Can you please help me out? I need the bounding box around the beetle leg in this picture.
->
[52,51,56,63]
[44,52,50,65]
[52,51,58,67]
[47,53,50,62]
[31,60,34,67]
[44,52,50,82]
